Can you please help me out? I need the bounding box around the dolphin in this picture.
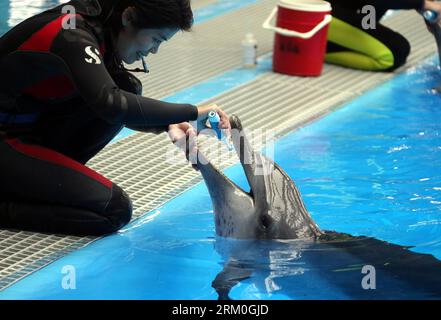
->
[196,115,441,300]
[197,115,322,240]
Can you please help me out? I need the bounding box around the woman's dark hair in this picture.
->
[99,0,194,32]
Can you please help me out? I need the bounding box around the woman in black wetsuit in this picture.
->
[0,0,230,236]
[326,0,441,71]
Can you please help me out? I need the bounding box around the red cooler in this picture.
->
[263,0,332,76]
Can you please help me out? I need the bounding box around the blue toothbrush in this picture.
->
[208,110,234,150]
[208,110,222,140]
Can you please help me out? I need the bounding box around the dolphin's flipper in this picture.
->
[212,259,254,300]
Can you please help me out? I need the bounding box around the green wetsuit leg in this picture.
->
[325,5,411,71]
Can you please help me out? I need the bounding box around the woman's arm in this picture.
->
[50,18,198,127]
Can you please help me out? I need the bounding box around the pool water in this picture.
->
[1,56,441,300]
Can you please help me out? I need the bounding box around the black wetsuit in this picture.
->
[0,0,198,236]
[327,0,425,71]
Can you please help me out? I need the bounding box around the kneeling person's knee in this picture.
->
[386,32,411,71]
[102,184,133,233]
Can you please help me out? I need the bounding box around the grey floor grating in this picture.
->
[0,2,438,292]
[133,0,278,99]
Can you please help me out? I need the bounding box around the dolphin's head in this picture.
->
[197,115,322,240]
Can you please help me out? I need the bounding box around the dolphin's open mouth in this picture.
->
[206,114,256,196]
[228,115,255,177]
[230,115,243,131]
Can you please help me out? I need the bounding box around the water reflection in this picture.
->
[212,233,441,300]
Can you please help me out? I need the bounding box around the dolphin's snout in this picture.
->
[229,114,243,131]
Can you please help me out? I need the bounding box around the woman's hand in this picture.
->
[424,0,441,23]
[168,122,199,170]
[196,103,231,134]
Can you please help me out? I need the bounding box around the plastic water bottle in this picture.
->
[424,10,438,22]
[208,110,234,151]
[241,33,258,68]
